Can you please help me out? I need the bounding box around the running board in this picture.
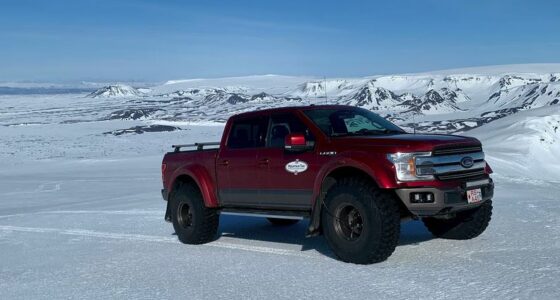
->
[219,207,310,220]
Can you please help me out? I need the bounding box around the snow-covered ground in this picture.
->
[1,65,560,299]
[1,158,559,299]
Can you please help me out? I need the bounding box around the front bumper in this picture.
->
[161,188,169,201]
[394,178,494,216]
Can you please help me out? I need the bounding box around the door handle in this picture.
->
[258,158,270,165]
[218,160,229,166]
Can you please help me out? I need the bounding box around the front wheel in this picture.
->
[321,178,401,264]
[423,200,493,240]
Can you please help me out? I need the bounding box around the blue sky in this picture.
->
[1,0,559,82]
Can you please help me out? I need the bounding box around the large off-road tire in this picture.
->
[422,200,493,240]
[321,177,401,264]
[170,183,219,244]
[266,218,300,226]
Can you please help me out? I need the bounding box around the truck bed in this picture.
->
[162,143,220,196]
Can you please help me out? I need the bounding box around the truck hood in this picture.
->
[330,133,481,152]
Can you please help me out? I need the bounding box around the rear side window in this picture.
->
[227,117,268,149]
[267,113,315,148]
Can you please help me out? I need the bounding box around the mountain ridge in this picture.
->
[83,64,560,133]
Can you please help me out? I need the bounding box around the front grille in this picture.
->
[436,169,486,181]
[416,144,488,181]
[432,146,482,156]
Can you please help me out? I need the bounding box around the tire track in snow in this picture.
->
[42,210,163,216]
[36,182,61,192]
[0,225,316,258]
[0,210,161,219]
[0,210,162,219]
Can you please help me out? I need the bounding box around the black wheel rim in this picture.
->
[177,202,193,229]
[334,203,364,241]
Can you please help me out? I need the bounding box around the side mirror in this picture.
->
[284,133,314,152]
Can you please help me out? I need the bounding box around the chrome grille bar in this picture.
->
[432,146,482,155]
[416,152,484,166]
[436,170,486,180]
[418,161,486,175]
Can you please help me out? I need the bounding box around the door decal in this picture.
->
[285,159,308,175]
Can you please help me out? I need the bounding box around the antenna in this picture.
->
[323,76,328,104]
[412,113,416,135]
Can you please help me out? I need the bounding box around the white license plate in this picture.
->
[467,188,483,204]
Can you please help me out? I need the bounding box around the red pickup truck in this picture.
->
[161,105,494,264]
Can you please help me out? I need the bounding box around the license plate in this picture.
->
[467,188,483,204]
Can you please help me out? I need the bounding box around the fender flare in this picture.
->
[311,151,396,200]
[168,164,219,208]
[306,152,396,236]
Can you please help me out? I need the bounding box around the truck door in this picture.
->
[257,113,324,211]
[216,115,269,207]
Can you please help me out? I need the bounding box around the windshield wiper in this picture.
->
[330,129,405,137]
[351,128,403,136]
[330,132,351,137]
[383,129,407,135]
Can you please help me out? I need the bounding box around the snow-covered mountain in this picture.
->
[87,84,143,98]
[119,64,558,132]
[469,104,560,179]
[6,64,558,135]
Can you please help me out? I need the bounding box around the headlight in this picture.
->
[387,152,433,181]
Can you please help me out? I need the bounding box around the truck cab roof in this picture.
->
[230,104,352,119]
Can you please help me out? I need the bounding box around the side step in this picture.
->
[219,207,310,220]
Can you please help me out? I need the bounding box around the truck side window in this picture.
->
[227,117,268,149]
[267,113,315,148]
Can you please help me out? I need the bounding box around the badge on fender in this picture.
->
[285,159,308,175]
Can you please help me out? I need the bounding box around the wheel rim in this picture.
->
[177,202,193,229]
[334,203,364,241]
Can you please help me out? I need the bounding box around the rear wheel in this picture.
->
[423,200,493,240]
[266,218,299,226]
[321,177,400,264]
[170,183,219,244]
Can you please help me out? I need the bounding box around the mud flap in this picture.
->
[164,200,172,223]
[306,177,336,237]
[305,196,322,237]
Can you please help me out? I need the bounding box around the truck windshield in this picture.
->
[303,108,406,137]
